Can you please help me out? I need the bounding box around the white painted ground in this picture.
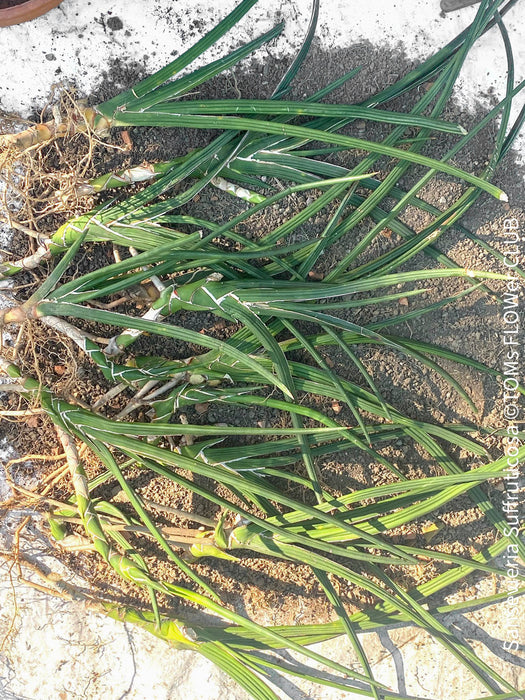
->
[0,1,524,699]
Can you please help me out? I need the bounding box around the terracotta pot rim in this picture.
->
[0,0,62,27]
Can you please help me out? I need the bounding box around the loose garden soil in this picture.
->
[0,1,31,8]
[1,38,523,631]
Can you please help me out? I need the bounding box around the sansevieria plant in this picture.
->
[1,1,524,698]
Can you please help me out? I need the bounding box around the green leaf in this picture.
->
[114,111,508,200]
[199,642,280,700]
[98,0,261,114]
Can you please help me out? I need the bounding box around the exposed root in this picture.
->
[0,104,110,151]
[0,88,117,279]
[1,483,66,512]
[0,549,93,604]
[0,318,88,411]
[0,555,21,652]
[5,453,66,467]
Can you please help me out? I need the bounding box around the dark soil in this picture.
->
[1,37,523,628]
[0,0,31,9]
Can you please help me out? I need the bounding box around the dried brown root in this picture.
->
[0,106,111,151]
[0,549,93,604]
[0,317,94,415]
[0,89,119,262]
[5,453,65,467]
